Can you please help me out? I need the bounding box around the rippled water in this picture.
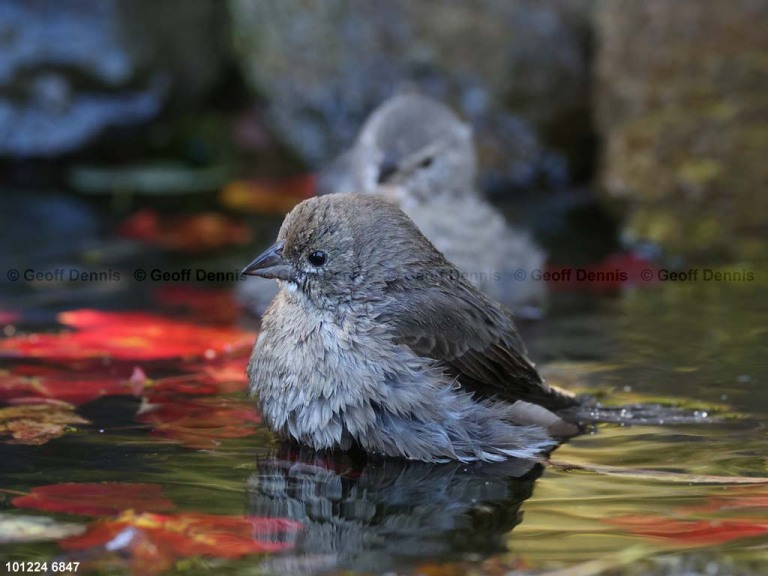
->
[2,266,767,575]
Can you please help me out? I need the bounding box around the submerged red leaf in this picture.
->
[59,510,301,575]
[136,397,261,448]
[546,252,659,293]
[0,357,248,405]
[606,514,768,546]
[199,355,249,382]
[145,358,249,399]
[219,174,315,215]
[0,366,141,405]
[12,483,176,517]
[0,310,256,361]
[0,310,20,324]
[118,209,251,252]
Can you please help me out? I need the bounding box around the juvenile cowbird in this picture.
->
[317,93,547,316]
[243,194,577,463]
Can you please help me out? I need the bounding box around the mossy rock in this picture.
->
[596,0,768,258]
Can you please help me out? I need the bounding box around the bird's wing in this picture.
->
[381,276,577,411]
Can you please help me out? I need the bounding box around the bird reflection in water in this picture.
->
[246,447,544,575]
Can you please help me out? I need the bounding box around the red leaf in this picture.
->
[0,366,141,405]
[0,356,248,406]
[0,310,256,361]
[0,360,248,405]
[183,357,249,392]
[12,483,176,517]
[136,397,261,448]
[118,209,251,253]
[606,514,768,546]
[117,208,159,240]
[219,175,315,215]
[59,511,301,575]
[546,252,659,293]
[0,310,20,324]
[145,358,249,399]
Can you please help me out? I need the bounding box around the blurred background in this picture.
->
[3,0,767,317]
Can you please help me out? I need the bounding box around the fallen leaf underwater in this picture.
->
[0,310,256,362]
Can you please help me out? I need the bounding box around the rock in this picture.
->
[229,0,595,189]
[0,0,228,157]
[596,0,768,257]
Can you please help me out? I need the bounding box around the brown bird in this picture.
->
[243,194,577,463]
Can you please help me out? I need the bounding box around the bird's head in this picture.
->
[350,94,477,207]
[242,194,446,309]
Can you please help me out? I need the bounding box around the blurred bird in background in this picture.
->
[319,93,547,318]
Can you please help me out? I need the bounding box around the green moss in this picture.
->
[691,217,725,246]
[629,211,678,247]
[676,159,723,187]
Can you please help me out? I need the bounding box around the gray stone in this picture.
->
[0,0,228,157]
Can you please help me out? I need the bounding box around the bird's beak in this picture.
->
[241,241,293,280]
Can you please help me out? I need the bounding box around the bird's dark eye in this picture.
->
[307,250,327,267]
[418,156,433,169]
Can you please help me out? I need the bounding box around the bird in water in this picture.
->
[243,194,577,463]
